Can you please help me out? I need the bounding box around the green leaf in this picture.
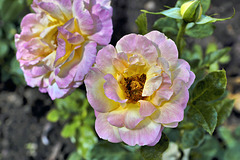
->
[153,17,178,38]
[218,126,237,149]
[215,99,234,126]
[135,13,148,35]
[206,42,218,54]
[140,133,169,160]
[186,23,214,38]
[181,127,205,149]
[201,0,211,14]
[191,70,227,103]
[224,144,240,160]
[54,89,85,112]
[47,109,60,122]
[234,125,240,140]
[141,8,182,20]
[190,135,220,160]
[77,125,98,159]
[0,0,25,22]
[90,141,142,160]
[202,48,231,66]
[61,121,80,138]
[188,101,217,135]
[196,9,235,25]
[0,40,9,58]
[68,151,82,160]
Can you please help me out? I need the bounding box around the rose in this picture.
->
[85,31,195,146]
[15,0,113,99]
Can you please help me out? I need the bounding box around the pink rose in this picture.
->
[85,31,195,146]
[15,0,113,99]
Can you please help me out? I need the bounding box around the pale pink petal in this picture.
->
[186,71,195,89]
[151,83,174,106]
[172,59,191,83]
[37,2,66,22]
[84,68,120,112]
[95,113,122,143]
[107,108,126,127]
[145,31,178,68]
[148,126,164,146]
[162,122,179,128]
[139,100,156,117]
[88,3,113,45]
[142,66,162,96]
[119,118,161,146]
[124,104,144,129]
[74,41,97,82]
[103,74,127,103]
[151,84,189,124]
[96,45,117,75]
[72,0,94,34]
[47,82,73,100]
[116,34,158,65]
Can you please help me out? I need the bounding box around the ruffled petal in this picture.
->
[151,81,189,124]
[107,107,126,127]
[148,126,164,146]
[139,100,156,117]
[96,45,117,75]
[119,118,161,146]
[95,113,122,143]
[85,68,120,112]
[142,66,162,96]
[145,31,178,68]
[103,74,127,103]
[116,34,158,65]
[124,103,144,129]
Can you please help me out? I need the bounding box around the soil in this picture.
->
[1,0,240,159]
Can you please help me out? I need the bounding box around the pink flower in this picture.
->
[85,31,195,146]
[15,0,113,99]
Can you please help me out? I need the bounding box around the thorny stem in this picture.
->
[176,21,187,58]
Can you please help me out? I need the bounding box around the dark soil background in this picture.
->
[1,0,240,159]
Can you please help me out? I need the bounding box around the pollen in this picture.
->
[120,74,147,103]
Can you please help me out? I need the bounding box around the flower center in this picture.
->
[120,74,147,103]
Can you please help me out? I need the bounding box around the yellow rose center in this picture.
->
[120,74,147,103]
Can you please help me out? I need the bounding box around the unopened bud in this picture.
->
[180,0,202,23]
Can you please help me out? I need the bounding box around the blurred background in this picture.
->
[0,0,240,159]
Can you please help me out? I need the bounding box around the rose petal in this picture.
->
[119,118,161,146]
[95,113,122,143]
[85,68,120,112]
[96,45,117,75]
[124,103,144,129]
[139,100,156,117]
[145,31,178,68]
[107,107,126,127]
[142,66,162,96]
[103,74,127,103]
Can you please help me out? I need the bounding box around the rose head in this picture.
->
[85,31,195,146]
[15,0,113,99]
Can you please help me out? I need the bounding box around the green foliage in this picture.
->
[47,90,97,159]
[188,101,217,135]
[140,133,169,160]
[0,0,25,22]
[196,11,235,25]
[191,70,227,103]
[135,13,148,35]
[190,135,221,160]
[153,17,178,39]
[185,23,214,38]
[141,8,182,20]
[90,142,142,160]
[181,127,205,148]
[214,99,234,126]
